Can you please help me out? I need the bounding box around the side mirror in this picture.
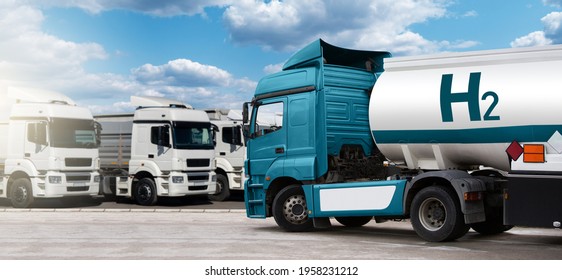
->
[233,125,243,146]
[94,121,102,146]
[211,124,219,147]
[242,102,250,124]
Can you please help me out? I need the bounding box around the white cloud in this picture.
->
[1,0,487,115]
[28,0,234,17]
[511,11,562,47]
[222,0,472,55]
[132,59,233,87]
[125,59,256,112]
[461,10,478,18]
[0,3,108,96]
[511,31,553,47]
[543,0,562,8]
[0,2,256,115]
[263,63,284,74]
[543,11,562,39]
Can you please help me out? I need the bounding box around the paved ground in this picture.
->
[0,209,561,260]
[0,192,246,209]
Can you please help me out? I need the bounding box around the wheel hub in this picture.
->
[419,198,446,231]
[283,195,308,224]
[14,186,28,202]
[138,185,152,201]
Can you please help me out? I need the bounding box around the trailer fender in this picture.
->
[406,170,486,224]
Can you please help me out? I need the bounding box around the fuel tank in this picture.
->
[370,45,562,171]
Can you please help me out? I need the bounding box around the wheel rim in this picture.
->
[283,194,308,224]
[216,179,224,194]
[14,186,28,203]
[137,184,152,202]
[418,197,447,231]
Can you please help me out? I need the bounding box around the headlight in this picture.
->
[172,176,184,184]
[93,175,101,183]
[49,176,62,184]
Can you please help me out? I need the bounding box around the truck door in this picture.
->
[247,99,286,184]
[25,121,49,168]
[218,124,245,167]
[148,124,173,171]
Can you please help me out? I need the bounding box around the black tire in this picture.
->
[471,206,513,235]
[134,178,157,206]
[471,221,513,235]
[410,186,470,242]
[208,174,230,201]
[335,216,373,227]
[10,178,35,208]
[272,185,314,232]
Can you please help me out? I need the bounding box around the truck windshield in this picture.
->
[173,121,214,150]
[50,118,97,149]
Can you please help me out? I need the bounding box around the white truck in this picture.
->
[205,109,245,201]
[0,87,100,208]
[243,39,562,242]
[96,96,216,205]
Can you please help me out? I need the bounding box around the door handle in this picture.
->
[275,147,285,154]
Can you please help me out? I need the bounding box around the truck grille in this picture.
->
[189,175,209,181]
[67,187,90,192]
[186,159,209,167]
[189,186,208,191]
[65,158,92,167]
[66,175,91,182]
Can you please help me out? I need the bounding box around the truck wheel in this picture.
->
[471,206,513,235]
[209,174,230,201]
[471,221,513,235]
[335,216,373,227]
[10,178,35,208]
[134,178,157,206]
[272,185,313,232]
[410,186,469,242]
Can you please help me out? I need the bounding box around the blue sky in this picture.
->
[1,0,562,115]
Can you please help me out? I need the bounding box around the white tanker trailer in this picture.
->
[243,39,562,242]
[371,45,562,173]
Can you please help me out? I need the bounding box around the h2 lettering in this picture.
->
[440,72,500,122]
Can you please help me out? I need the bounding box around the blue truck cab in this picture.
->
[243,39,399,231]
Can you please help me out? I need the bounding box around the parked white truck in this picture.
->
[0,87,100,208]
[243,39,562,242]
[205,109,245,201]
[96,96,216,205]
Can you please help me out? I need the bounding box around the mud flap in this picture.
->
[313,217,331,229]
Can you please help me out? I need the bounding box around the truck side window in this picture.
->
[27,122,47,145]
[150,126,159,145]
[254,102,283,138]
[151,126,170,147]
[222,127,240,145]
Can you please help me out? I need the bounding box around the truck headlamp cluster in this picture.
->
[48,176,62,184]
[172,176,184,184]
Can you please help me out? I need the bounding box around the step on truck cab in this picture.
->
[205,109,245,201]
[0,87,100,208]
[97,96,216,205]
[243,39,562,242]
